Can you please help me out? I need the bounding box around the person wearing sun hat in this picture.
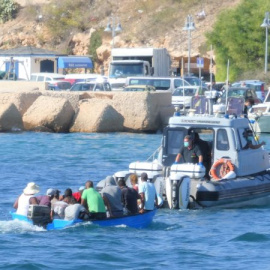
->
[13,182,40,216]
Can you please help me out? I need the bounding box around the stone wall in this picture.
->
[0,90,174,133]
[0,81,48,92]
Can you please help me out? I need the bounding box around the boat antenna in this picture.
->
[210,45,213,91]
[225,59,230,115]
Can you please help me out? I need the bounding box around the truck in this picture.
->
[108,48,171,91]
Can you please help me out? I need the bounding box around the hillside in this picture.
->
[0,0,243,75]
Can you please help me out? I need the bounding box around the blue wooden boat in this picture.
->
[10,209,156,230]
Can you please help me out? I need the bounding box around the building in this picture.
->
[0,46,93,80]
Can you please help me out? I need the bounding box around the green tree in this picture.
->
[206,0,270,81]
[0,0,18,23]
[88,30,102,68]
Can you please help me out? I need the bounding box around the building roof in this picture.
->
[0,46,66,57]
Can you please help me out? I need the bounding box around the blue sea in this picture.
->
[1,132,270,270]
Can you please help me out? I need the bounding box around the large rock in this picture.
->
[23,96,75,132]
[42,91,82,111]
[111,92,173,132]
[0,91,42,115]
[0,103,23,131]
[70,99,124,133]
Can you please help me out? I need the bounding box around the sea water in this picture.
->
[1,132,270,270]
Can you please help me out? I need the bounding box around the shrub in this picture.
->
[0,0,18,23]
[206,0,270,81]
[88,29,102,67]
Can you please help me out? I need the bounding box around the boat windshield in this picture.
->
[250,106,268,113]
[173,87,196,96]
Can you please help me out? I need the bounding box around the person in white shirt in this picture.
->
[13,182,40,216]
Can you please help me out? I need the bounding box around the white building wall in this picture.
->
[0,56,59,80]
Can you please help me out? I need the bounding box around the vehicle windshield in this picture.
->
[173,88,196,96]
[184,77,201,86]
[220,88,247,103]
[109,63,144,78]
[129,78,171,90]
[70,83,95,91]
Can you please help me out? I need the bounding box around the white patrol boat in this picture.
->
[97,96,270,209]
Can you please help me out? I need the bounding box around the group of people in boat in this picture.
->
[13,172,158,222]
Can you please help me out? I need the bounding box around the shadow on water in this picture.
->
[230,232,270,242]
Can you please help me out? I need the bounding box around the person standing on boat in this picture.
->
[138,172,157,213]
[81,181,106,220]
[101,176,123,218]
[242,130,266,150]
[118,179,140,215]
[175,135,203,166]
[13,182,39,216]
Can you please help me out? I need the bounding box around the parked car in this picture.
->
[125,76,190,92]
[172,86,208,109]
[183,75,208,88]
[217,87,261,105]
[232,80,266,102]
[213,87,261,114]
[48,81,72,91]
[30,72,65,82]
[124,85,156,92]
[69,81,111,91]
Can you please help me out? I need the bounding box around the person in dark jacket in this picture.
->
[118,179,140,215]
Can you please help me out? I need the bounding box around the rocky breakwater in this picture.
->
[0,89,174,133]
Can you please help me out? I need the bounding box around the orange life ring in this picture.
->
[210,159,234,180]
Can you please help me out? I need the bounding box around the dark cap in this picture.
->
[141,172,148,181]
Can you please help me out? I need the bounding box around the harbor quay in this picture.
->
[0,81,174,133]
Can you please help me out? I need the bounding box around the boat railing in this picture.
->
[146,146,162,162]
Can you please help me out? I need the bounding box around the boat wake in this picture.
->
[0,220,45,233]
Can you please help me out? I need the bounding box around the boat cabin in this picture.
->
[161,114,269,177]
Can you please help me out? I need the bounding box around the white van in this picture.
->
[125,76,190,92]
[30,73,65,82]
[172,86,203,109]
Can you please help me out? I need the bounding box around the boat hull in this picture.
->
[11,209,156,230]
[189,172,270,208]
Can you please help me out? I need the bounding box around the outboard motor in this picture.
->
[166,172,190,209]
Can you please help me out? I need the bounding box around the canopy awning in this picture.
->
[58,57,93,69]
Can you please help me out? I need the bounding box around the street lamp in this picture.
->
[183,15,195,75]
[104,16,122,48]
[261,11,270,74]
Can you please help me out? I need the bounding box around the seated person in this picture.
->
[242,130,266,149]
[64,197,86,221]
[118,179,140,215]
[62,188,76,204]
[51,190,68,219]
[81,180,106,220]
[130,174,139,192]
[73,186,84,204]
[36,188,56,208]
[101,176,123,218]
[13,182,39,216]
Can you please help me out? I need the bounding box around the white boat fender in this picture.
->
[222,170,236,179]
[157,194,163,207]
